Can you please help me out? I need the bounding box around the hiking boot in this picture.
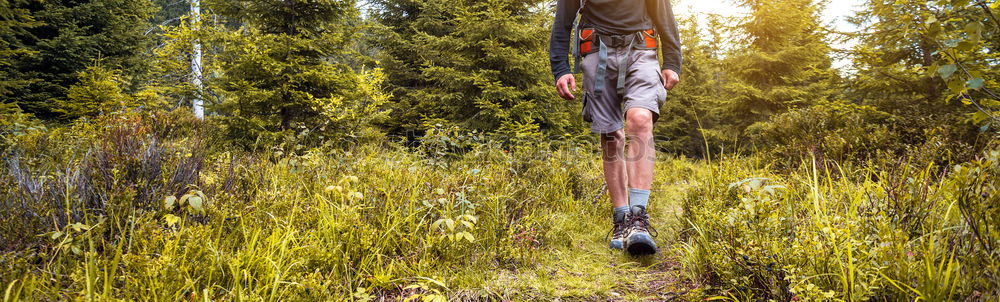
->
[624,205,658,255]
[607,211,629,250]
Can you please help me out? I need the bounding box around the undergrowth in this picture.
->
[1,111,611,300]
[2,109,997,301]
[679,149,999,301]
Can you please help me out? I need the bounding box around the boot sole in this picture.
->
[625,234,657,256]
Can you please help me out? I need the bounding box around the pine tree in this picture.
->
[719,0,839,139]
[654,14,725,156]
[1,0,156,119]
[0,0,41,102]
[206,0,388,145]
[849,1,949,116]
[370,0,577,136]
[849,0,995,141]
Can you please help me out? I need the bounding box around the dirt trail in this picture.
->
[613,180,698,301]
[491,180,699,300]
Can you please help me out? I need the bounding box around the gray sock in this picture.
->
[628,188,650,209]
[613,206,630,221]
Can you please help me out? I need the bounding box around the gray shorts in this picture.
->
[581,48,667,134]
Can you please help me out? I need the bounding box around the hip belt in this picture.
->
[574,28,658,96]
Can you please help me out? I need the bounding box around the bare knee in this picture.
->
[625,109,653,135]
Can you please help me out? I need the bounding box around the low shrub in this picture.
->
[0,113,606,300]
[679,147,1000,300]
[746,100,897,166]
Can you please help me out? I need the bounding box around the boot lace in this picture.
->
[605,216,630,241]
[626,210,658,238]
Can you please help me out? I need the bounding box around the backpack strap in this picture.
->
[571,0,588,73]
[594,40,608,94]
[616,37,637,97]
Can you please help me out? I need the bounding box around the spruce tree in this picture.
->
[0,0,40,102]
[655,14,726,156]
[370,0,576,136]
[849,0,994,143]
[207,0,388,145]
[1,0,156,119]
[720,0,839,139]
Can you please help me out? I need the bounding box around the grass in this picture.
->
[678,151,999,301]
[0,111,701,300]
[486,164,698,300]
[1,111,997,300]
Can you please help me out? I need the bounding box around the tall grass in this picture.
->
[678,149,999,301]
[0,111,609,300]
[2,109,997,300]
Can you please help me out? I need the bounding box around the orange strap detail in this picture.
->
[641,29,657,48]
[580,28,596,54]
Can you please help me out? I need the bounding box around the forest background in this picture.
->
[1,0,999,300]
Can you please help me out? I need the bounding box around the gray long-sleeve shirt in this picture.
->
[548,0,682,82]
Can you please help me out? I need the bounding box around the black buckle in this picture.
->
[598,34,634,48]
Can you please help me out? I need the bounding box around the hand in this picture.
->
[661,69,679,90]
[555,74,577,100]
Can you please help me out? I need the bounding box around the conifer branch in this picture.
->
[976,1,1000,29]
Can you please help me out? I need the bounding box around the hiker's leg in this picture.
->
[622,48,665,193]
[619,46,665,255]
[581,45,627,208]
[622,107,659,255]
[600,129,628,208]
[625,108,655,190]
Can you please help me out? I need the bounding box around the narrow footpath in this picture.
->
[488,175,700,301]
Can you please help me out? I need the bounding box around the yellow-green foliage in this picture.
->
[746,100,896,165]
[57,66,131,119]
[1,0,157,119]
[0,103,44,150]
[2,109,998,300]
[0,111,609,300]
[679,149,1000,301]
